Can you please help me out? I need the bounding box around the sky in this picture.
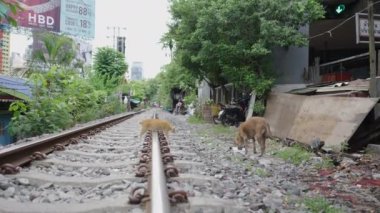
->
[10,0,172,79]
[93,0,172,79]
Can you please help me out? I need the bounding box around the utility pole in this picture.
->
[369,0,378,97]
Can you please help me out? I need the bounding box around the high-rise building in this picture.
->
[130,62,143,80]
[74,39,93,67]
[10,52,28,76]
[0,27,10,74]
[117,36,126,55]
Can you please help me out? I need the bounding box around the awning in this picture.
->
[0,75,32,101]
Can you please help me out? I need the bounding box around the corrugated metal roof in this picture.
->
[0,75,32,101]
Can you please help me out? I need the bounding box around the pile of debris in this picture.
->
[288,79,369,97]
[303,153,380,212]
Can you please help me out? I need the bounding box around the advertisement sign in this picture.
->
[355,13,380,44]
[12,0,61,32]
[60,0,95,38]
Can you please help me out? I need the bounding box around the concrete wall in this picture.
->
[272,26,309,84]
[272,45,309,84]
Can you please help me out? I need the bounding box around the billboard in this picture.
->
[355,13,380,44]
[12,0,61,32]
[60,0,95,38]
[8,0,95,39]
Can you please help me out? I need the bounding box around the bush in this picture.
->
[99,95,126,117]
[253,99,266,116]
[8,67,126,140]
[9,98,73,139]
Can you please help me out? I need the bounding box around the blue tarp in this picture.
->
[130,99,141,104]
[0,75,32,100]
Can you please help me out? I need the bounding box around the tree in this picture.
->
[31,32,77,69]
[144,78,160,101]
[93,47,128,88]
[155,60,197,108]
[165,0,324,95]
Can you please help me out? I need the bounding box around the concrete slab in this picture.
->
[264,92,379,147]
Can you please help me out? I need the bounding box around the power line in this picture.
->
[309,0,380,40]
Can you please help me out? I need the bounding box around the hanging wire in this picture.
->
[309,0,380,40]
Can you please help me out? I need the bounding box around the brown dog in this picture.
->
[139,119,175,138]
[234,117,272,156]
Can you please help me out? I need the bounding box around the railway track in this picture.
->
[0,110,246,213]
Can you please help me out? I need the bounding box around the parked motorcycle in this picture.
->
[213,97,249,126]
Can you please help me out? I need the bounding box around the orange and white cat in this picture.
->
[139,119,175,138]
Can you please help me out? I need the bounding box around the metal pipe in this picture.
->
[148,131,171,213]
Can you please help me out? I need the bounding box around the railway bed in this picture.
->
[0,110,246,213]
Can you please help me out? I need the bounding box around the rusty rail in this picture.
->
[0,111,142,174]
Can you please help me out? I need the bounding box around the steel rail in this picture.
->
[145,111,171,213]
[0,111,142,171]
[147,131,171,213]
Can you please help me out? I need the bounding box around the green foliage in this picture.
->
[274,145,312,165]
[255,168,269,177]
[8,67,126,140]
[121,80,146,101]
[98,95,125,116]
[304,197,343,213]
[340,140,349,152]
[0,0,23,26]
[253,99,266,116]
[31,32,76,69]
[144,78,160,101]
[165,0,324,93]
[155,60,197,109]
[315,157,335,169]
[184,90,197,106]
[93,47,128,89]
[9,98,73,139]
[212,125,234,135]
[187,115,205,124]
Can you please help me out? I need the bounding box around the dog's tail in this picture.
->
[265,122,273,139]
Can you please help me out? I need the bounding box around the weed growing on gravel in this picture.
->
[231,155,244,164]
[212,125,235,135]
[245,164,253,172]
[187,115,205,124]
[315,157,335,169]
[197,129,209,137]
[304,197,343,213]
[255,168,269,177]
[273,145,311,165]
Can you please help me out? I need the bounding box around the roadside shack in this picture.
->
[0,75,32,146]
